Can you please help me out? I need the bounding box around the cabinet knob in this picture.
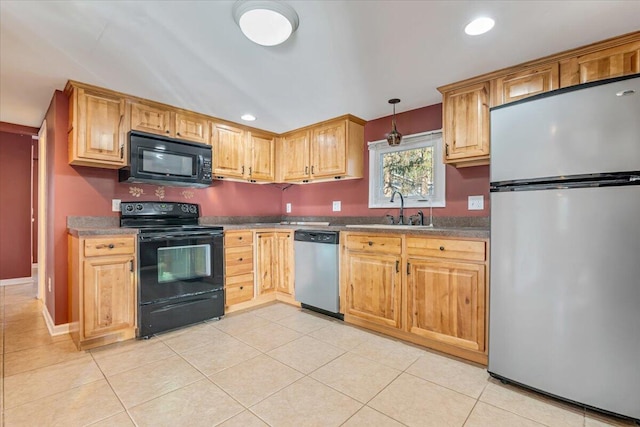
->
[239,236,243,240]
[239,286,244,290]
[368,241,373,246]
[165,130,170,134]
[177,132,181,136]
[108,244,115,249]
[239,258,243,261]
[439,246,445,251]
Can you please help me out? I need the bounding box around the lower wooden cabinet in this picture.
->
[341,231,489,365]
[344,251,402,329]
[68,234,137,350]
[225,229,297,313]
[406,259,486,352]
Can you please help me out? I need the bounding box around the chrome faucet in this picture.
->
[390,190,405,225]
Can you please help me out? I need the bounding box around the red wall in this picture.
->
[0,131,34,279]
[44,92,282,324]
[282,104,490,218]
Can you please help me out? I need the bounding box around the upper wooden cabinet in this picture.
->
[439,31,639,167]
[491,63,560,107]
[129,101,171,136]
[67,85,127,168]
[279,115,365,183]
[442,82,490,167]
[560,40,640,87]
[175,112,209,144]
[130,101,209,144]
[211,123,276,182]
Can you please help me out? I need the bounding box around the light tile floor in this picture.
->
[0,283,635,427]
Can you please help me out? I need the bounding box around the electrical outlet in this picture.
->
[468,195,484,210]
[332,201,341,212]
[286,203,292,213]
[112,199,121,212]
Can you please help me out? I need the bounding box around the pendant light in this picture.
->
[386,98,402,146]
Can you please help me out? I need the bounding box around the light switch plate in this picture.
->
[468,195,484,210]
[286,203,292,213]
[332,201,341,212]
[112,199,121,212]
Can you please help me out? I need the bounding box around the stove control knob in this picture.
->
[189,205,197,213]
[125,204,134,212]
[136,204,144,211]
[181,205,189,212]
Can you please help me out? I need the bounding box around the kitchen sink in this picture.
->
[344,224,437,230]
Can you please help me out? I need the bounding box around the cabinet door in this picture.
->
[129,101,172,136]
[248,133,275,181]
[75,88,126,166]
[407,259,485,351]
[275,232,293,295]
[492,63,559,106]
[443,82,490,161]
[281,130,311,181]
[83,255,135,338]
[561,41,640,87]
[311,121,347,179]
[256,233,276,295]
[175,112,209,144]
[345,251,402,329]
[211,123,246,178]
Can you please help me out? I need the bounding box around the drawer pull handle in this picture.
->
[239,258,243,261]
[368,241,373,246]
[239,237,243,240]
[239,286,244,290]
[108,244,115,249]
[439,246,445,251]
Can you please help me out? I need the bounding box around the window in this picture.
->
[368,130,445,208]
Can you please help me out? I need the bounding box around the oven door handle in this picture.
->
[139,232,221,242]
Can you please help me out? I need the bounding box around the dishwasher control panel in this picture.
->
[294,230,339,244]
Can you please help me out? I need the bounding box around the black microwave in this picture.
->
[119,131,213,188]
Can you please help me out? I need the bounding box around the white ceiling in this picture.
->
[1,1,639,133]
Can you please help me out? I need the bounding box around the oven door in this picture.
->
[138,232,223,305]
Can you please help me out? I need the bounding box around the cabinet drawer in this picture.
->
[226,272,254,287]
[226,283,254,306]
[225,246,253,276]
[406,237,485,261]
[345,234,402,254]
[224,230,253,247]
[84,236,135,257]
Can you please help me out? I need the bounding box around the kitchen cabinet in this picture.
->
[224,230,255,309]
[560,40,640,87]
[129,101,209,144]
[491,63,560,106]
[68,234,137,350]
[66,83,127,168]
[341,231,488,364]
[441,82,490,167]
[279,115,365,183]
[211,123,276,182]
[256,231,294,298]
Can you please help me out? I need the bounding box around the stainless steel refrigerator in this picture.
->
[489,75,640,421]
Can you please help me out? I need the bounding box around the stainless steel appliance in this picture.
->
[294,230,342,318]
[119,131,213,188]
[489,75,640,421]
[120,202,224,338]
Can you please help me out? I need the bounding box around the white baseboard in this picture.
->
[43,306,71,336]
[0,276,34,286]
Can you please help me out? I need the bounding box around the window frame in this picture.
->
[368,130,446,208]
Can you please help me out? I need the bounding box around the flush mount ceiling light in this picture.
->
[386,98,402,146]
[241,113,256,121]
[465,17,495,36]
[233,0,299,46]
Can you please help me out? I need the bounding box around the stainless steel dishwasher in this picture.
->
[294,230,342,319]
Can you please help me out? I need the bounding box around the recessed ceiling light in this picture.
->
[233,1,299,46]
[241,114,256,121]
[465,17,495,36]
